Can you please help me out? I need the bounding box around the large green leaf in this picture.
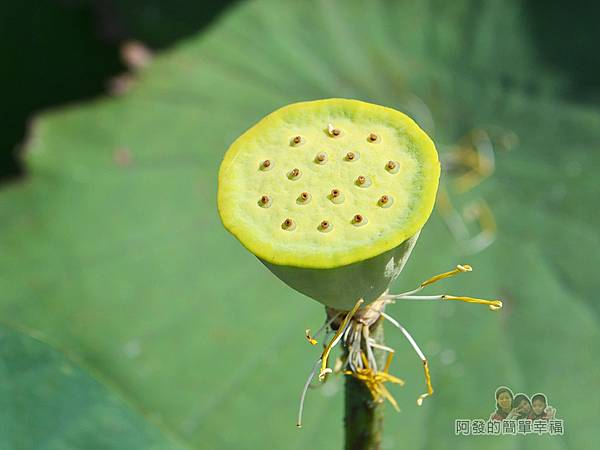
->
[0,324,186,450]
[1,0,598,449]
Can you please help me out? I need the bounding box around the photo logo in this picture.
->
[455,386,563,436]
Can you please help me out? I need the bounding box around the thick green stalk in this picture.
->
[344,319,386,450]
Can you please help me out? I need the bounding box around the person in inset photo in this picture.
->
[490,386,514,420]
[531,393,556,420]
[508,393,533,420]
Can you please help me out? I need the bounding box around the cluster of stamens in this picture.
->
[296,264,503,427]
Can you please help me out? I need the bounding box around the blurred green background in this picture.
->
[1,1,599,449]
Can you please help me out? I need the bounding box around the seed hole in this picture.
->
[282,218,296,231]
[367,132,380,143]
[352,214,368,226]
[288,168,302,180]
[355,175,371,187]
[260,159,273,171]
[290,135,305,147]
[315,152,327,164]
[258,195,272,208]
[385,160,399,174]
[378,194,394,208]
[345,151,359,162]
[297,191,312,204]
[329,189,344,204]
[319,220,332,233]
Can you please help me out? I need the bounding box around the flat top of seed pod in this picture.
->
[217,98,440,269]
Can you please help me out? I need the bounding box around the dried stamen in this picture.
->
[442,295,503,310]
[382,312,434,405]
[421,264,472,288]
[297,358,321,428]
[384,264,503,311]
[305,329,318,346]
[328,123,341,137]
[304,313,341,347]
[343,352,404,411]
[319,298,364,380]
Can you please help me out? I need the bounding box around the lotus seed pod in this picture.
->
[217,99,440,310]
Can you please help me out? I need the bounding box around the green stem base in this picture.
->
[344,320,385,450]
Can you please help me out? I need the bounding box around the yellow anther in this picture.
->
[305,329,317,346]
[344,351,403,411]
[328,123,341,137]
[420,264,473,288]
[383,351,394,373]
[416,360,434,406]
[442,295,503,310]
[319,298,364,380]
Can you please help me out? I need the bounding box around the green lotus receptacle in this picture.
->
[217,98,440,310]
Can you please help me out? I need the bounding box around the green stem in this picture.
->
[344,319,385,450]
